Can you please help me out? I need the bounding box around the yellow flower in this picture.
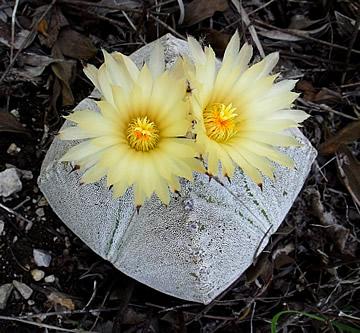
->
[59,43,203,208]
[185,31,309,186]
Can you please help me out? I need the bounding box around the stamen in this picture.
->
[203,103,239,143]
[127,116,160,152]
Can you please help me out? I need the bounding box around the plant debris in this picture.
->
[0,0,359,332]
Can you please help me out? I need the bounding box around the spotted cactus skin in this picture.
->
[38,34,317,304]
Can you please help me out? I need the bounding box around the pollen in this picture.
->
[203,103,239,143]
[127,116,160,152]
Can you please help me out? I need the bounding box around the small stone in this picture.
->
[33,249,52,267]
[13,280,33,299]
[25,220,33,231]
[35,208,45,217]
[0,220,4,234]
[0,283,13,310]
[44,275,55,283]
[16,168,33,180]
[0,168,22,197]
[37,197,48,207]
[31,269,45,281]
[7,143,20,155]
[10,109,20,118]
[27,300,35,306]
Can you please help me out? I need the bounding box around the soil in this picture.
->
[0,1,359,332]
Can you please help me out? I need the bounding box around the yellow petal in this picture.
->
[81,165,108,184]
[59,126,95,140]
[148,41,165,80]
[60,141,104,162]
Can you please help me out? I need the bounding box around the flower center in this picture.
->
[203,103,238,143]
[126,116,160,152]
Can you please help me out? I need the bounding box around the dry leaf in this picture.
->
[257,30,303,42]
[297,80,343,105]
[309,188,350,253]
[318,120,360,155]
[47,291,76,310]
[51,43,76,107]
[56,28,97,61]
[193,28,231,56]
[336,145,360,207]
[182,0,228,27]
[36,5,69,48]
[0,110,28,135]
[89,0,141,15]
[335,11,360,37]
[313,88,343,105]
[289,15,327,30]
[0,21,34,49]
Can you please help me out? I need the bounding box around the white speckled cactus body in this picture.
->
[38,34,317,304]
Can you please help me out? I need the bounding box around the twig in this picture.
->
[176,0,185,25]
[0,0,57,84]
[297,98,359,121]
[0,315,98,333]
[149,13,186,40]
[10,0,20,62]
[252,19,360,55]
[122,10,146,44]
[0,202,34,225]
[82,280,97,310]
[230,0,265,58]
[6,238,30,272]
[18,307,120,320]
[58,0,142,13]
[151,0,177,9]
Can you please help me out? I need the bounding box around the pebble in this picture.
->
[7,143,21,155]
[44,275,55,283]
[0,283,13,310]
[0,220,4,234]
[12,280,33,299]
[35,208,45,217]
[31,269,45,281]
[10,109,20,118]
[37,197,49,207]
[0,168,22,197]
[33,249,52,267]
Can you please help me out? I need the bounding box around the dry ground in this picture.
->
[0,0,359,332]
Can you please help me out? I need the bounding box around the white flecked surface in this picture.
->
[38,34,317,304]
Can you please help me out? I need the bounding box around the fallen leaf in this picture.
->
[182,0,228,27]
[336,145,360,207]
[297,80,343,105]
[0,21,35,49]
[36,5,69,48]
[297,80,317,101]
[288,15,327,30]
[89,0,141,15]
[318,120,360,155]
[12,53,63,80]
[258,23,329,41]
[313,87,343,105]
[257,30,303,42]
[193,28,231,56]
[51,43,76,107]
[56,28,97,61]
[309,188,350,253]
[47,291,76,310]
[0,110,28,135]
[335,11,360,38]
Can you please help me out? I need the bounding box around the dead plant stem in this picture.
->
[0,0,57,84]
[253,19,360,55]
